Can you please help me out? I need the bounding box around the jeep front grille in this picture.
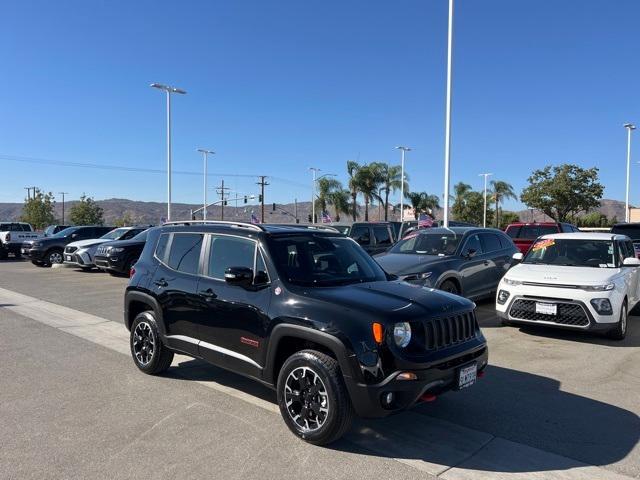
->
[509,298,589,327]
[423,311,478,350]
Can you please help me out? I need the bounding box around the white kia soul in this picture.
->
[496,233,640,340]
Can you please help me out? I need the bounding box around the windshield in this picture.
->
[266,234,387,286]
[611,225,640,241]
[389,232,462,256]
[334,226,351,235]
[523,238,617,268]
[52,227,78,238]
[101,228,129,240]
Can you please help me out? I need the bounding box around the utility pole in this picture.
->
[24,187,32,201]
[442,0,455,228]
[256,176,269,223]
[395,147,411,221]
[216,179,230,221]
[58,192,69,224]
[478,173,492,228]
[294,198,298,223]
[624,123,636,222]
[197,149,215,220]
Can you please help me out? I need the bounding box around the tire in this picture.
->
[129,311,174,374]
[32,260,46,267]
[607,301,628,341]
[439,279,460,296]
[45,249,63,266]
[0,248,7,260]
[276,349,353,445]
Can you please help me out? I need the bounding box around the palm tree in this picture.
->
[355,164,384,221]
[376,162,404,221]
[490,180,517,228]
[346,160,361,221]
[406,192,440,220]
[328,189,351,222]
[315,177,342,214]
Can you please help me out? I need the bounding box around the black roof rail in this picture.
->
[161,220,263,232]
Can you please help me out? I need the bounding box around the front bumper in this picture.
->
[25,248,46,261]
[63,250,93,267]
[94,254,126,273]
[344,344,488,418]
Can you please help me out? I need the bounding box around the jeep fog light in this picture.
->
[497,290,510,305]
[382,392,394,408]
[590,298,613,315]
[393,322,412,348]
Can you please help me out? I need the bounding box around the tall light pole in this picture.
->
[624,123,636,222]
[197,149,215,220]
[58,192,69,224]
[395,146,411,221]
[150,83,187,222]
[310,167,320,224]
[479,173,493,228]
[442,0,455,228]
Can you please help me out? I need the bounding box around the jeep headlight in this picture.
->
[393,322,412,348]
[109,247,125,253]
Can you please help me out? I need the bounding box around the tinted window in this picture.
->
[391,232,462,255]
[498,233,515,250]
[155,233,170,262]
[167,233,203,274]
[505,226,521,238]
[373,226,392,245]
[121,228,144,240]
[611,225,640,240]
[351,226,370,245]
[481,233,502,253]
[131,229,149,242]
[620,240,635,260]
[208,236,256,280]
[462,234,483,255]
[518,225,560,239]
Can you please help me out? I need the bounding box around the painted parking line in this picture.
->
[0,286,631,479]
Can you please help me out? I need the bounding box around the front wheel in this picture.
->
[46,249,63,266]
[276,349,353,445]
[439,279,460,296]
[607,301,628,340]
[130,311,174,374]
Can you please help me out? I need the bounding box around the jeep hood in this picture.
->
[300,280,473,320]
[67,239,109,249]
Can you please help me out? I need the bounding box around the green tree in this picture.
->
[20,188,56,230]
[315,177,342,214]
[405,192,440,220]
[576,211,609,228]
[376,162,405,221]
[490,180,517,228]
[69,194,104,225]
[520,164,604,222]
[346,160,361,221]
[114,212,133,227]
[355,163,384,221]
[451,182,492,226]
[327,189,351,222]
[499,211,520,229]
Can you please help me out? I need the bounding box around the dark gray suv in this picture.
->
[374,227,518,300]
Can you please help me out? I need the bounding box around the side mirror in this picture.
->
[623,257,640,267]
[463,248,477,259]
[512,252,524,262]
[224,266,254,287]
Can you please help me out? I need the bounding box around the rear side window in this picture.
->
[167,233,204,274]
[207,236,255,280]
[373,226,392,245]
[480,233,502,253]
[462,234,483,255]
[498,233,515,250]
[351,226,370,246]
[505,226,521,239]
[155,233,170,262]
[519,225,560,239]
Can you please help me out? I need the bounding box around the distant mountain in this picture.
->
[0,197,630,226]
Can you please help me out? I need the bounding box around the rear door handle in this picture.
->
[153,278,168,287]
[200,288,217,300]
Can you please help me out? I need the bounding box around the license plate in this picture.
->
[535,302,557,315]
[458,363,477,389]
[21,248,28,254]
[65,255,72,261]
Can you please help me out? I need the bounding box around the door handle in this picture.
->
[200,288,217,300]
[484,261,490,266]
[153,278,168,287]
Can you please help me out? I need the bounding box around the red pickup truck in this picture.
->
[504,222,580,254]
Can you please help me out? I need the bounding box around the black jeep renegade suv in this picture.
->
[125,221,488,445]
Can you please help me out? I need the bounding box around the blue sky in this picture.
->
[0,0,638,211]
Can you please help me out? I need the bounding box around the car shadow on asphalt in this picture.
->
[333,363,639,476]
[162,359,638,476]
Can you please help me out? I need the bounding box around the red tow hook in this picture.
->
[478,370,485,378]
[420,393,437,402]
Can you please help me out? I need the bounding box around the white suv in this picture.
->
[496,233,640,340]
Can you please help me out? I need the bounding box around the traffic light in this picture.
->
[258,194,263,202]
[244,196,248,204]
[272,203,276,212]
[223,201,227,206]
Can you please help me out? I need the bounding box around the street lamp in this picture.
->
[442,0,455,228]
[150,83,187,222]
[479,173,493,228]
[395,146,411,221]
[197,149,215,220]
[624,123,636,222]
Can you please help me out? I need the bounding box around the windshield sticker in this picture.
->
[531,238,555,251]
[608,245,614,254]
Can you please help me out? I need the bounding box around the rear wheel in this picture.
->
[130,311,174,374]
[607,301,628,340]
[439,279,460,296]
[277,349,353,445]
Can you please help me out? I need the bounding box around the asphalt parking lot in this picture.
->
[1,259,639,479]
